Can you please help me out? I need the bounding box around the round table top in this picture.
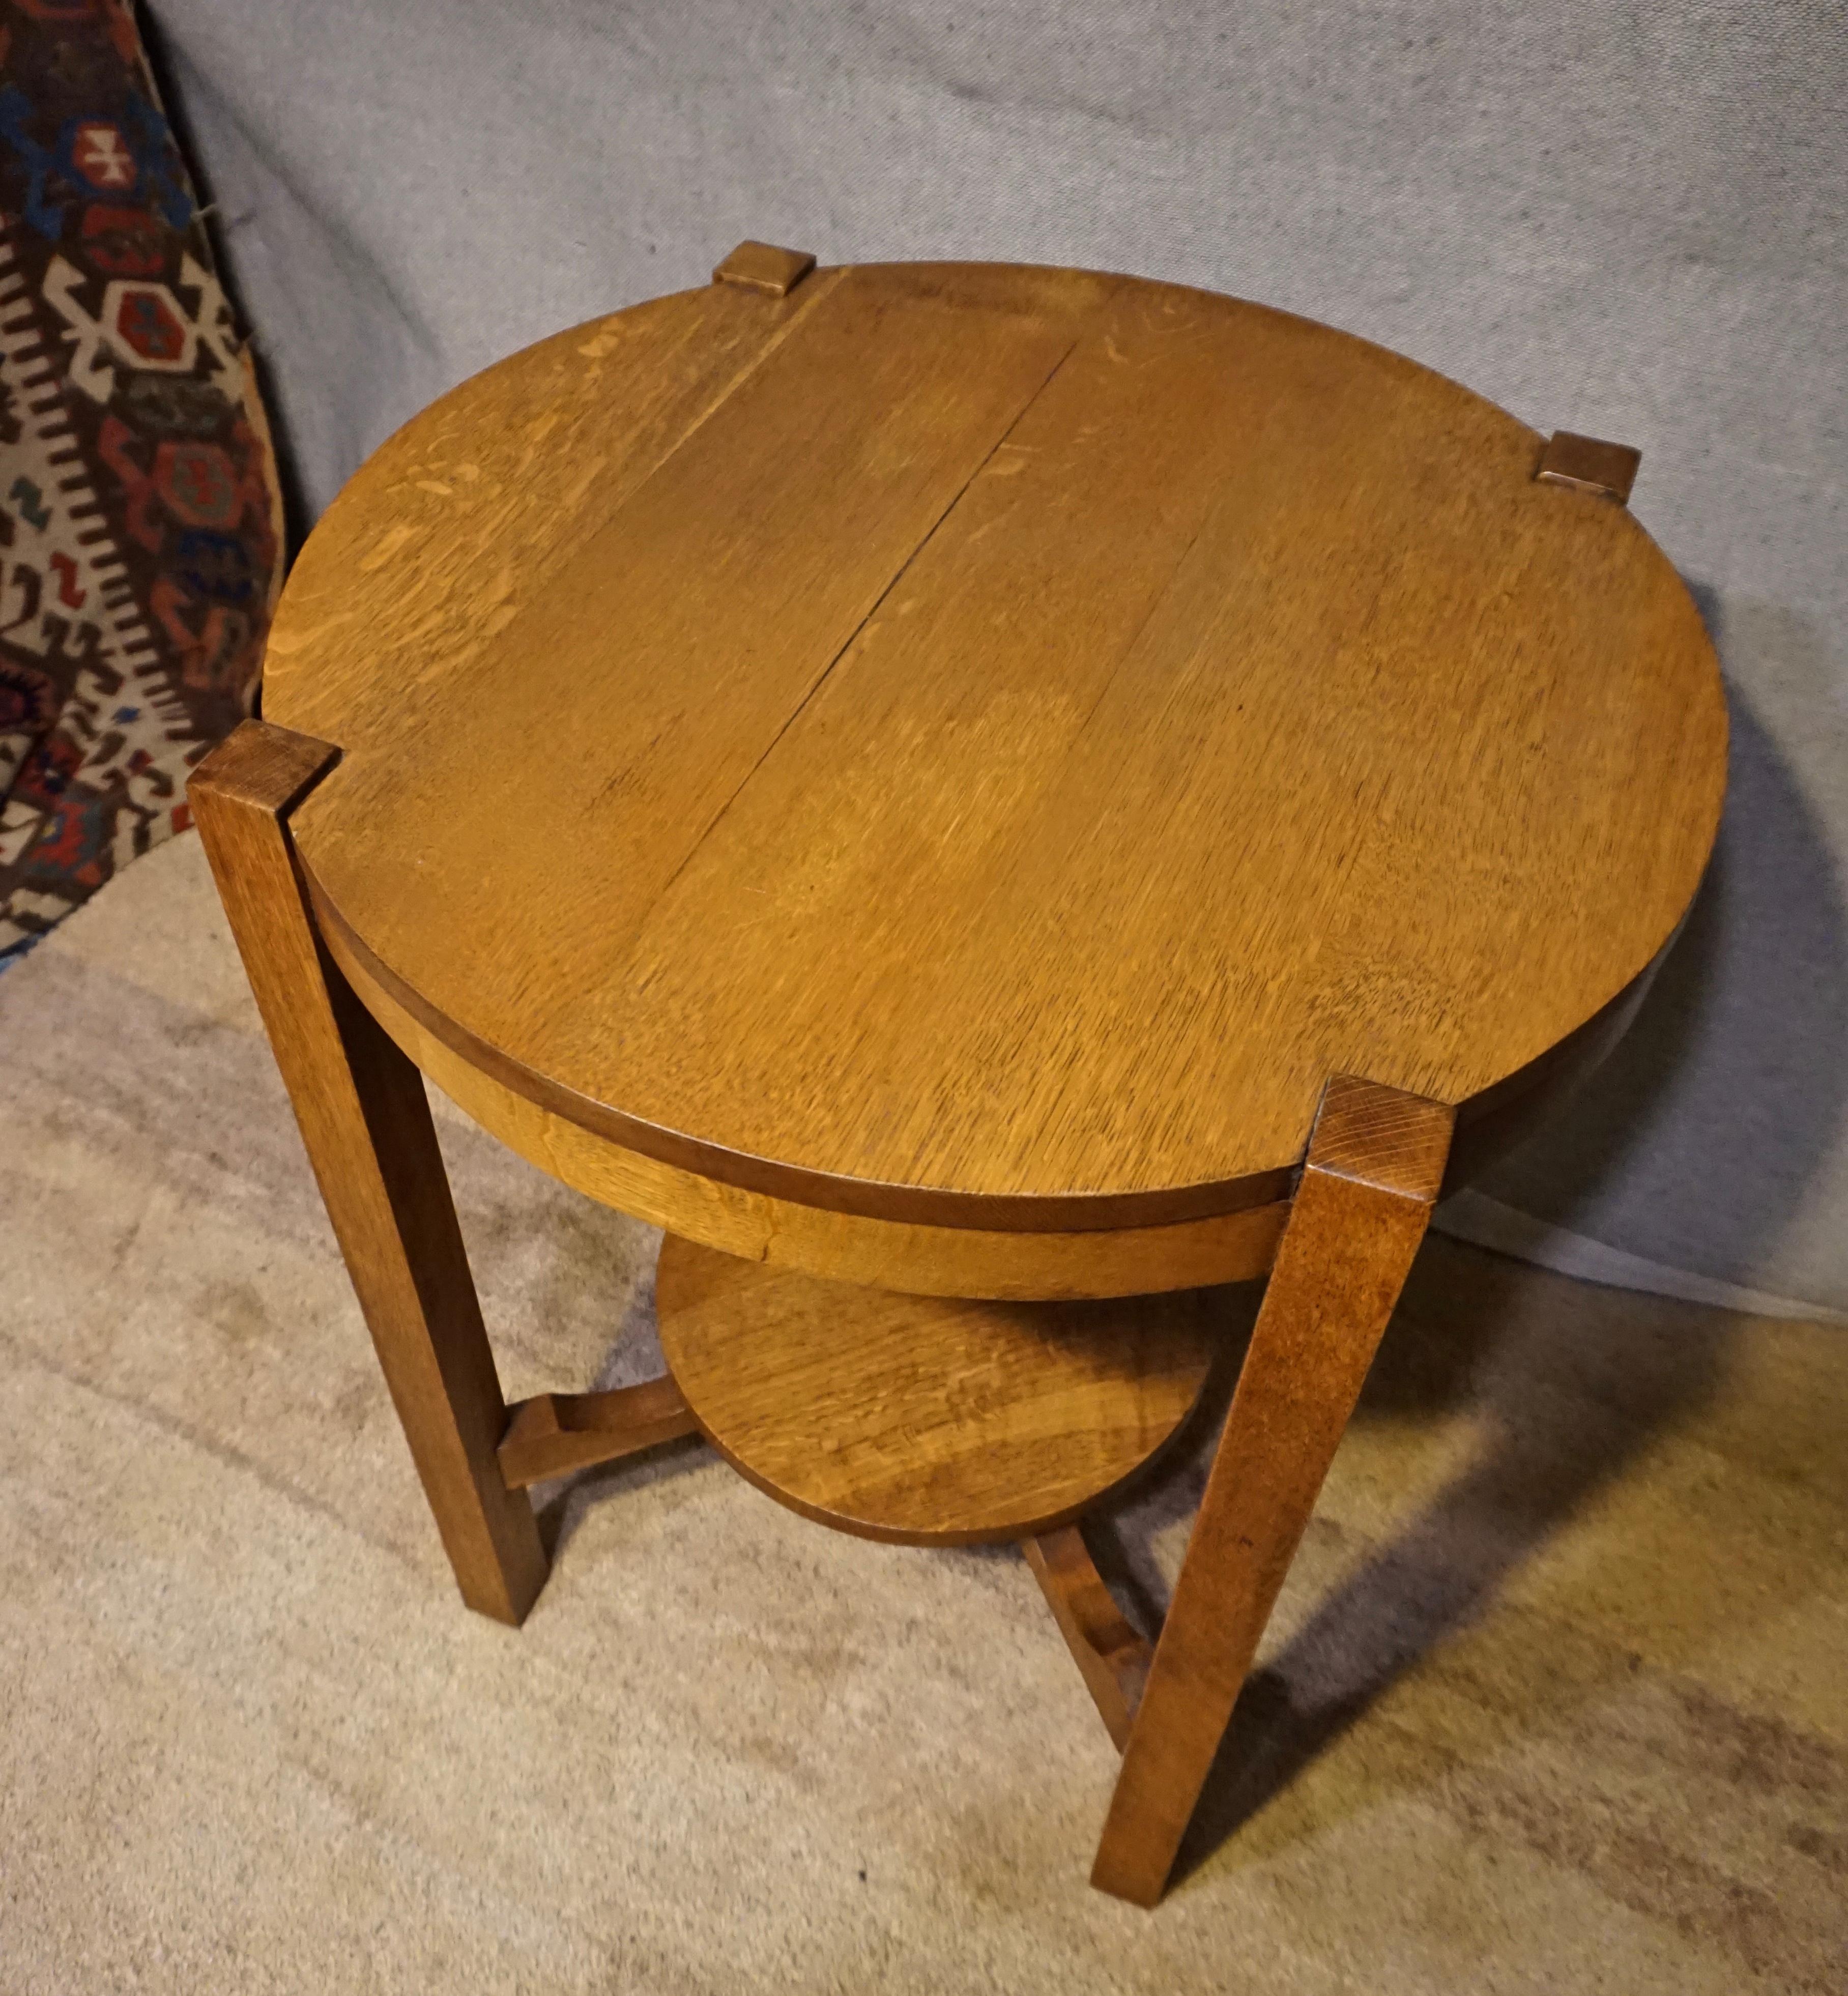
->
[265,258,1727,1232]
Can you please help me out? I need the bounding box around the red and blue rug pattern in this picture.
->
[0,0,281,959]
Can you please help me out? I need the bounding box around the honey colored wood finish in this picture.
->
[1091,1077,1454,1906]
[313,885,1291,1299]
[498,1377,698,1490]
[187,719,546,1627]
[208,257,1730,1900]
[1537,429,1642,504]
[262,261,1726,1242]
[1024,1525,1154,1752]
[712,239,817,296]
[653,1235,1221,1545]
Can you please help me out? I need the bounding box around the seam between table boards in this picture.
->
[613,263,855,515]
[645,307,1112,911]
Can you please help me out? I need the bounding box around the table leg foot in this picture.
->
[1089,1075,1454,1906]
[190,720,548,1627]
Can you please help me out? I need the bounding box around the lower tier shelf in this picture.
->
[654,1233,1222,1545]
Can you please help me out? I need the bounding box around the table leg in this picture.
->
[189,719,547,1627]
[1090,1076,1454,1905]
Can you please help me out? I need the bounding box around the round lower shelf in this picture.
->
[654,1234,1221,1546]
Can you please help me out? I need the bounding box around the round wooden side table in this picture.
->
[191,244,1727,1907]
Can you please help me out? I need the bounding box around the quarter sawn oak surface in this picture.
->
[263,260,1727,1230]
[654,1233,1220,1544]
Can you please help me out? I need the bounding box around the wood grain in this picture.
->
[312,882,1290,1298]
[1090,1076,1454,1906]
[223,261,1728,1899]
[1025,1525,1153,1752]
[187,719,547,1626]
[498,1377,698,1489]
[264,261,1726,1232]
[653,1235,1222,1545]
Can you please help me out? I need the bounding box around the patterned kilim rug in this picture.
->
[0,0,281,960]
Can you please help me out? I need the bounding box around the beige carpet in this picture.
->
[2,831,1843,1994]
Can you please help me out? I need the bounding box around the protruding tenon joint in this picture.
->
[713,240,817,298]
[1536,431,1641,505]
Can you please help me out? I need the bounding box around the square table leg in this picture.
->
[189,719,547,1627]
[1090,1076,1454,1905]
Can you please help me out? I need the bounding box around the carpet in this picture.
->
[1,830,1843,1992]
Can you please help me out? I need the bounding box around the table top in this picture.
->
[264,258,1727,1232]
